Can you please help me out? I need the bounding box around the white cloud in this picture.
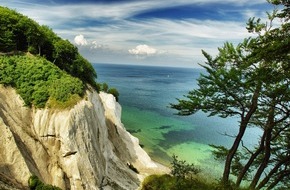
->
[129,45,157,56]
[74,34,88,46]
[2,0,267,29]
[91,41,109,50]
[1,0,270,67]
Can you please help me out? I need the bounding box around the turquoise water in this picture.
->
[94,63,261,174]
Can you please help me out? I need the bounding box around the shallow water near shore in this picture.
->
[94,63,261,174]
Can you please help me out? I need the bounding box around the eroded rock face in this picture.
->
[0,86,162,190]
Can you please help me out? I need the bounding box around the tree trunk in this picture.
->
[222,83,261,186]
[257,158,290,189]
[249,107,274,189]
[236,132,265,186]
[222,124,247,186]
[249,129,271,189]
[266,171,290,190]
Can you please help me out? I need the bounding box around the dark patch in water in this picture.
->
[154,125,172,130]
[160,125,172,129]
[127,129,142,134]
[159,129,197,149]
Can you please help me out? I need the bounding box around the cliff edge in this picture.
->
[0,85,167,190]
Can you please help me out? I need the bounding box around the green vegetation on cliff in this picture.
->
[0,6,98,108]
[0,55,84,108]
[28,175,62,190]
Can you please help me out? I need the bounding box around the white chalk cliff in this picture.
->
[0,85,166,190]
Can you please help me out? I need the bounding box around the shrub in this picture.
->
[142,174,175,190]
[142,174,218,190]
[28,175,62,190]
[171,154,200,180]
[101,83,109,92]
[49,76,84,102]
[108,88,119,102]
[0,55,85,108]
[141,155,208,190]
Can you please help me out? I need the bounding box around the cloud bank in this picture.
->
[1,0,272,67]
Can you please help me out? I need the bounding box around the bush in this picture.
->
[142,174,216,190]
[108,88,119,102]
[49,76,84,102]
[141,155,210,190]
[0,55,85,108]
[171,154,200,180]
[28,175,62,190]
[102,83,109,92]
[142,174,175,190]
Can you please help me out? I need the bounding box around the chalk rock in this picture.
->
[0,86,164,190]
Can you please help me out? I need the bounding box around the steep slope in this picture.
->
[0,85,165,190]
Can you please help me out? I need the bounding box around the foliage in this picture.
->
[0,6,97,89]
[101,83,109,92]
[209,145,228,161]
[49,76,83,102]
[171,1,290,189]
[0,55,84,108]
[0,6,108,108]
[28,175,62,190]
[108,88,119,102]
[141,155,206,190]
[142,174,217,190]
[46,94,82,110]
[100,83,120,102]
[171,155,200,180]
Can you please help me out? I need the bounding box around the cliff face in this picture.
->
[0,85,163,190]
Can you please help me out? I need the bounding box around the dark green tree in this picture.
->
[171,1,290,189]
[72,54,97,88]
[102,83,109,92]
[108,88,119,102]
[171,155,200,181]
[53,39,78,69]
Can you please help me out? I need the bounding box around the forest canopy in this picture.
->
[0,6,99,108]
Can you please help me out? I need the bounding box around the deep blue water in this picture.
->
[93,63,261,166]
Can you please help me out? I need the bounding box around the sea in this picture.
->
[94,63,261,176]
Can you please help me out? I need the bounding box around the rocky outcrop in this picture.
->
[0,85,167,190]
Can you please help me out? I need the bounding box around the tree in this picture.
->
[102,83,109,92]
[108,88,119,102]
[171,155,200,181]
[171,1,290,189]
[53,39,78,69]
[72,54,97,88]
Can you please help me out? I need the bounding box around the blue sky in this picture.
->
[0,0,272,67]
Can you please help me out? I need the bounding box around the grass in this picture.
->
[46,94,82,110]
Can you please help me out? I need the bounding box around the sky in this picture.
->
[0,0,273,68]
